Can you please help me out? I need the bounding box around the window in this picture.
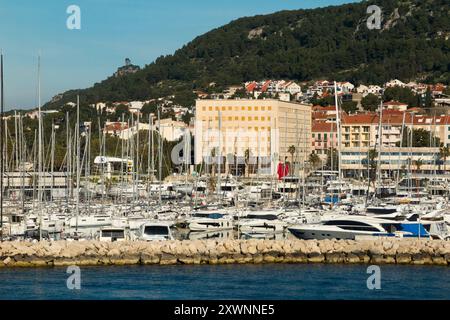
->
[228,106,232,111]
[241,106,245,111]
[248,117,252,121]
[268,106,272,111]
[254,116,259,120]
[209,107,213,111]
[202,107,206,111]
[222,106,226,111]
[261,116,265,121]
[248,106,252,111]
[235,117,238,121]
[241,117,245,121]
[255,107,259,111]
[261,107,266,111]
[228,117,232,121]
[215,107,219,111]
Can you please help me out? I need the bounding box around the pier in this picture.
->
[1,239,450,267]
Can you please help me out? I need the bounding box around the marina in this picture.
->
[1,54,449,246]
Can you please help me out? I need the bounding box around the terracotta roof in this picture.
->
[412,115,450,125]
[384,101,408,106]
[261,80,271,92]
[342,112,411,125]
[104,122,128,131]
[341,112,450,126]
[246,82,257,92]
[312,122,338,132]
[312,105,336,111]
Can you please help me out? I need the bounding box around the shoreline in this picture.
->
[1,239,450,268]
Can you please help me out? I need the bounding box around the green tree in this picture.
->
[342,101,358,114]
[244,148,251,177]
[288,145,296,175]
[424,87,433,108]
[413,158,424,173]
[309,153,321,170]
[141,101,158,116]
[439,146,450,172]
[397,128,440,148]
[361,94,380,111]
[114,104,130,120]
[365,149,378,187]
[326,148,338,171]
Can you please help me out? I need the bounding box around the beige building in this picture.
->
[195,99,312,176]
[157,118,189,142]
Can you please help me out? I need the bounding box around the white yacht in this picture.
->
[288,216,449,240]
[137,222,174,241]
[237,210,286,235]
[188,211,233,232]
[69,214,112,228]
[97,227,128,242]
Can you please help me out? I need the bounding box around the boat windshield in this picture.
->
[144,226,169,236]
[193,213,224,219]
[101,230,125,238]
[246,214,278,221]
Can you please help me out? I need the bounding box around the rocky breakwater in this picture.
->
[1,239,450,268]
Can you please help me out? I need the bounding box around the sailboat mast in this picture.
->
[0,52,4,242]
[376,100,384,198]
[37,55,43,241]
[158,107,162,203]
[75,95,80,233]
[334,81,342,180]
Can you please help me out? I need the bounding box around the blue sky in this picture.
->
[0,0,359,110]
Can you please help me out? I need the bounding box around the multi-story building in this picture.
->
[311,122,338,160]
[195,99,312,176]
[341,111,408,149]
[341,147,446,178]
[338,112,450,177]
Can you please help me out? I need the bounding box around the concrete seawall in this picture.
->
[1,239,450,267]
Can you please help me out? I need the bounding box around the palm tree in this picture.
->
[288,145,296,175]
[309,153,321,171]
[211,147,216,177]
[244,148,250,177]
[440,146,450,173]
[413,158,424,173]
[367,149,378,187]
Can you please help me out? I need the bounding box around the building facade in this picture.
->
[195,99,312,176]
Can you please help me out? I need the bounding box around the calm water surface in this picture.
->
[0,264,449,300]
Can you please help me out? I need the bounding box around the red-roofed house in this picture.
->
[311,122,339,160]
[384,101,408,111]
[245,82,258,93]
